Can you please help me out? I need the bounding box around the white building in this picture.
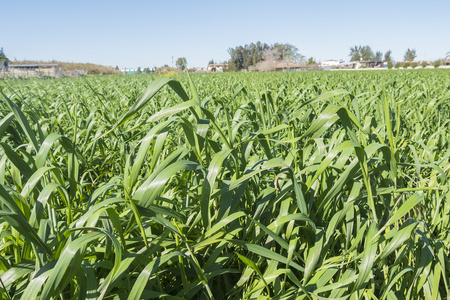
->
[207,63,227,72]
[321,60,343,67]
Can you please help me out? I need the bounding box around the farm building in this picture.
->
[207,63,227,72]
[328,61,385,69]
[321,60,343,67]
[1,64,88,77]
[274,62,316,72]
[358,61,384,68]
[7,64,58,76]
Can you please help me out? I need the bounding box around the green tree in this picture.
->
[434,60,441,68]
[273,43,304,62]
[176,57,187,70]
[387,61,393,69]
[360,46,374,61]
[227,42,301,71]
[0,47,9,62]
[384,50,393,62]
[404,48,417,62]
[374,51,383,61]
[136,67,142,74]
[349,45,361,61]
[208,59,215,65]
[143,67,151,74]
[307,57,316,65]
[421,61,427,68]
[227,46,242,72]
[349,45,374,61]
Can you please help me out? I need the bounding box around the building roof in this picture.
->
[9,64,58,68]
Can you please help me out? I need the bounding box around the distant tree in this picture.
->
[433,60,441,68]
[115,65,119,70]
[208,59,215,65]
[307,57,316,65]
[384,50,393,62]
[421,61,427,68]
[255,48,281,71]
[374,51,383,61]
[0,48,9,62]
[227,41,301,71]
[176,57,187,70]
[227,46,241,72]
[273,43,304,62]
[349,45,361,61]
[446,52,450,59]
[349,45,374,61]
[136,67,142,74]
[404,48,417,62]
[255,41,271,64]
[143,67,151,74]
[387,61,393,69]
[360,46,374,61]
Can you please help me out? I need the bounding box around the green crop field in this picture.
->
[0,70,449,299]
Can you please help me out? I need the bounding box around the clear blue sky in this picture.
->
[2,0,449,68]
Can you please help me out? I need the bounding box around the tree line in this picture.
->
[227,42,305,72]
[348,45,418,63]
[226,42,434,72]
[2,45,447,75]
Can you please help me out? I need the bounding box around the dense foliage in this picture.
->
[404,49,417,62]
[0,70,449,299]
[228,42,301,72]
[348,46,394,63]
[0,48,8,62]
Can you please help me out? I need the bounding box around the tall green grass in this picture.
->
[0,69,449,299]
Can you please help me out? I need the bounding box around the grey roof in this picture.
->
[9,64,58,68]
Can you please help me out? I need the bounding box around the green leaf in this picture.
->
[1,91,39,151]
[304,228,324,283]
